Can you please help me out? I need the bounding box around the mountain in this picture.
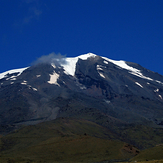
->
[1,53,163,162]
[1,53,163,144]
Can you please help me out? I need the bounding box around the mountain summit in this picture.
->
[0,53,163,135]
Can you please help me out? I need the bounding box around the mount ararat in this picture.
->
[0,53,163,153]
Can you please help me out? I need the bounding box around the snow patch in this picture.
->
[104,99,111,104]
[99,73,105,78]
[96,65,105,78]
[48,71,60,86]
[97,65,103,71]
[78,53,96,60]
[156,80,163,84]
[0,67,28,80]
[11,78,17,81]
[103,57,139,72]
[80,85,87,90]
[129,71,154,81]
[6,75,17,81]
[61,57,78,76]
[21,80,27,85]
[104,60,108,64]
[103,56,163,84]
[159,95,162,99]
[135,82,143,88]
[21,83,27,85]
[27,85,37,91]
[32,87,38,91]
[51,64,56,69]
[154,89,159,92]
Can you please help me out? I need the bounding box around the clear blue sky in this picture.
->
[1,0,163,75]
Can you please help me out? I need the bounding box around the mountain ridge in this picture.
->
[0,53,163,138]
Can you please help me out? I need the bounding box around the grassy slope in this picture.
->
[117,125,163,149]
[0,118,137,163]
[131,145,163,162]
[1,118,163,162]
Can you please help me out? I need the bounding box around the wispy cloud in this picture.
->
[32,52,67,66]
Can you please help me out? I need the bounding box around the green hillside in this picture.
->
[0,118,138,163]
[1,117,163,163]
[131,144,163,162]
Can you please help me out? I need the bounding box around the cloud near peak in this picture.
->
[32,52,67,66]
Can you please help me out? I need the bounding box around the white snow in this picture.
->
[103,57,135,70]
[78,53,96,60]
[104,99,111,104]
[135,82,143,88]
[0,67,28,80]
[59,53,163,85]
[1,53,162,89]
[21,80,27,85]
[21,83,27,85]
[154,89,159,92]
[10,77,17,81]
[97,65,103,71]
[48,71,60,86]
[61,57,78,76]
[159,95,162,99]
[104,60,108,64]
[129,71,154,81]
[103,57,154,80]
[60,53,96,76]
[27,85,37,91]
[47,52,163,84]
[102,56,163,84]
[51,64,56,69]
[96,65,105,78]
[32,87,38,91]
[99,72,105,78]
[155,80,163,84]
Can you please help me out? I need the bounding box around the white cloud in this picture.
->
[32,52,67,66]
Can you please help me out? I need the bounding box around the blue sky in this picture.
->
[1,0,163,75]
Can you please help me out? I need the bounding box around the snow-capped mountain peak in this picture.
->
[1,52,163,134]
[57,53,163,85]
[60,53,96,76]
[0,53,163,86]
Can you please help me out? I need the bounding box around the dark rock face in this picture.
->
[0,54,163,134]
